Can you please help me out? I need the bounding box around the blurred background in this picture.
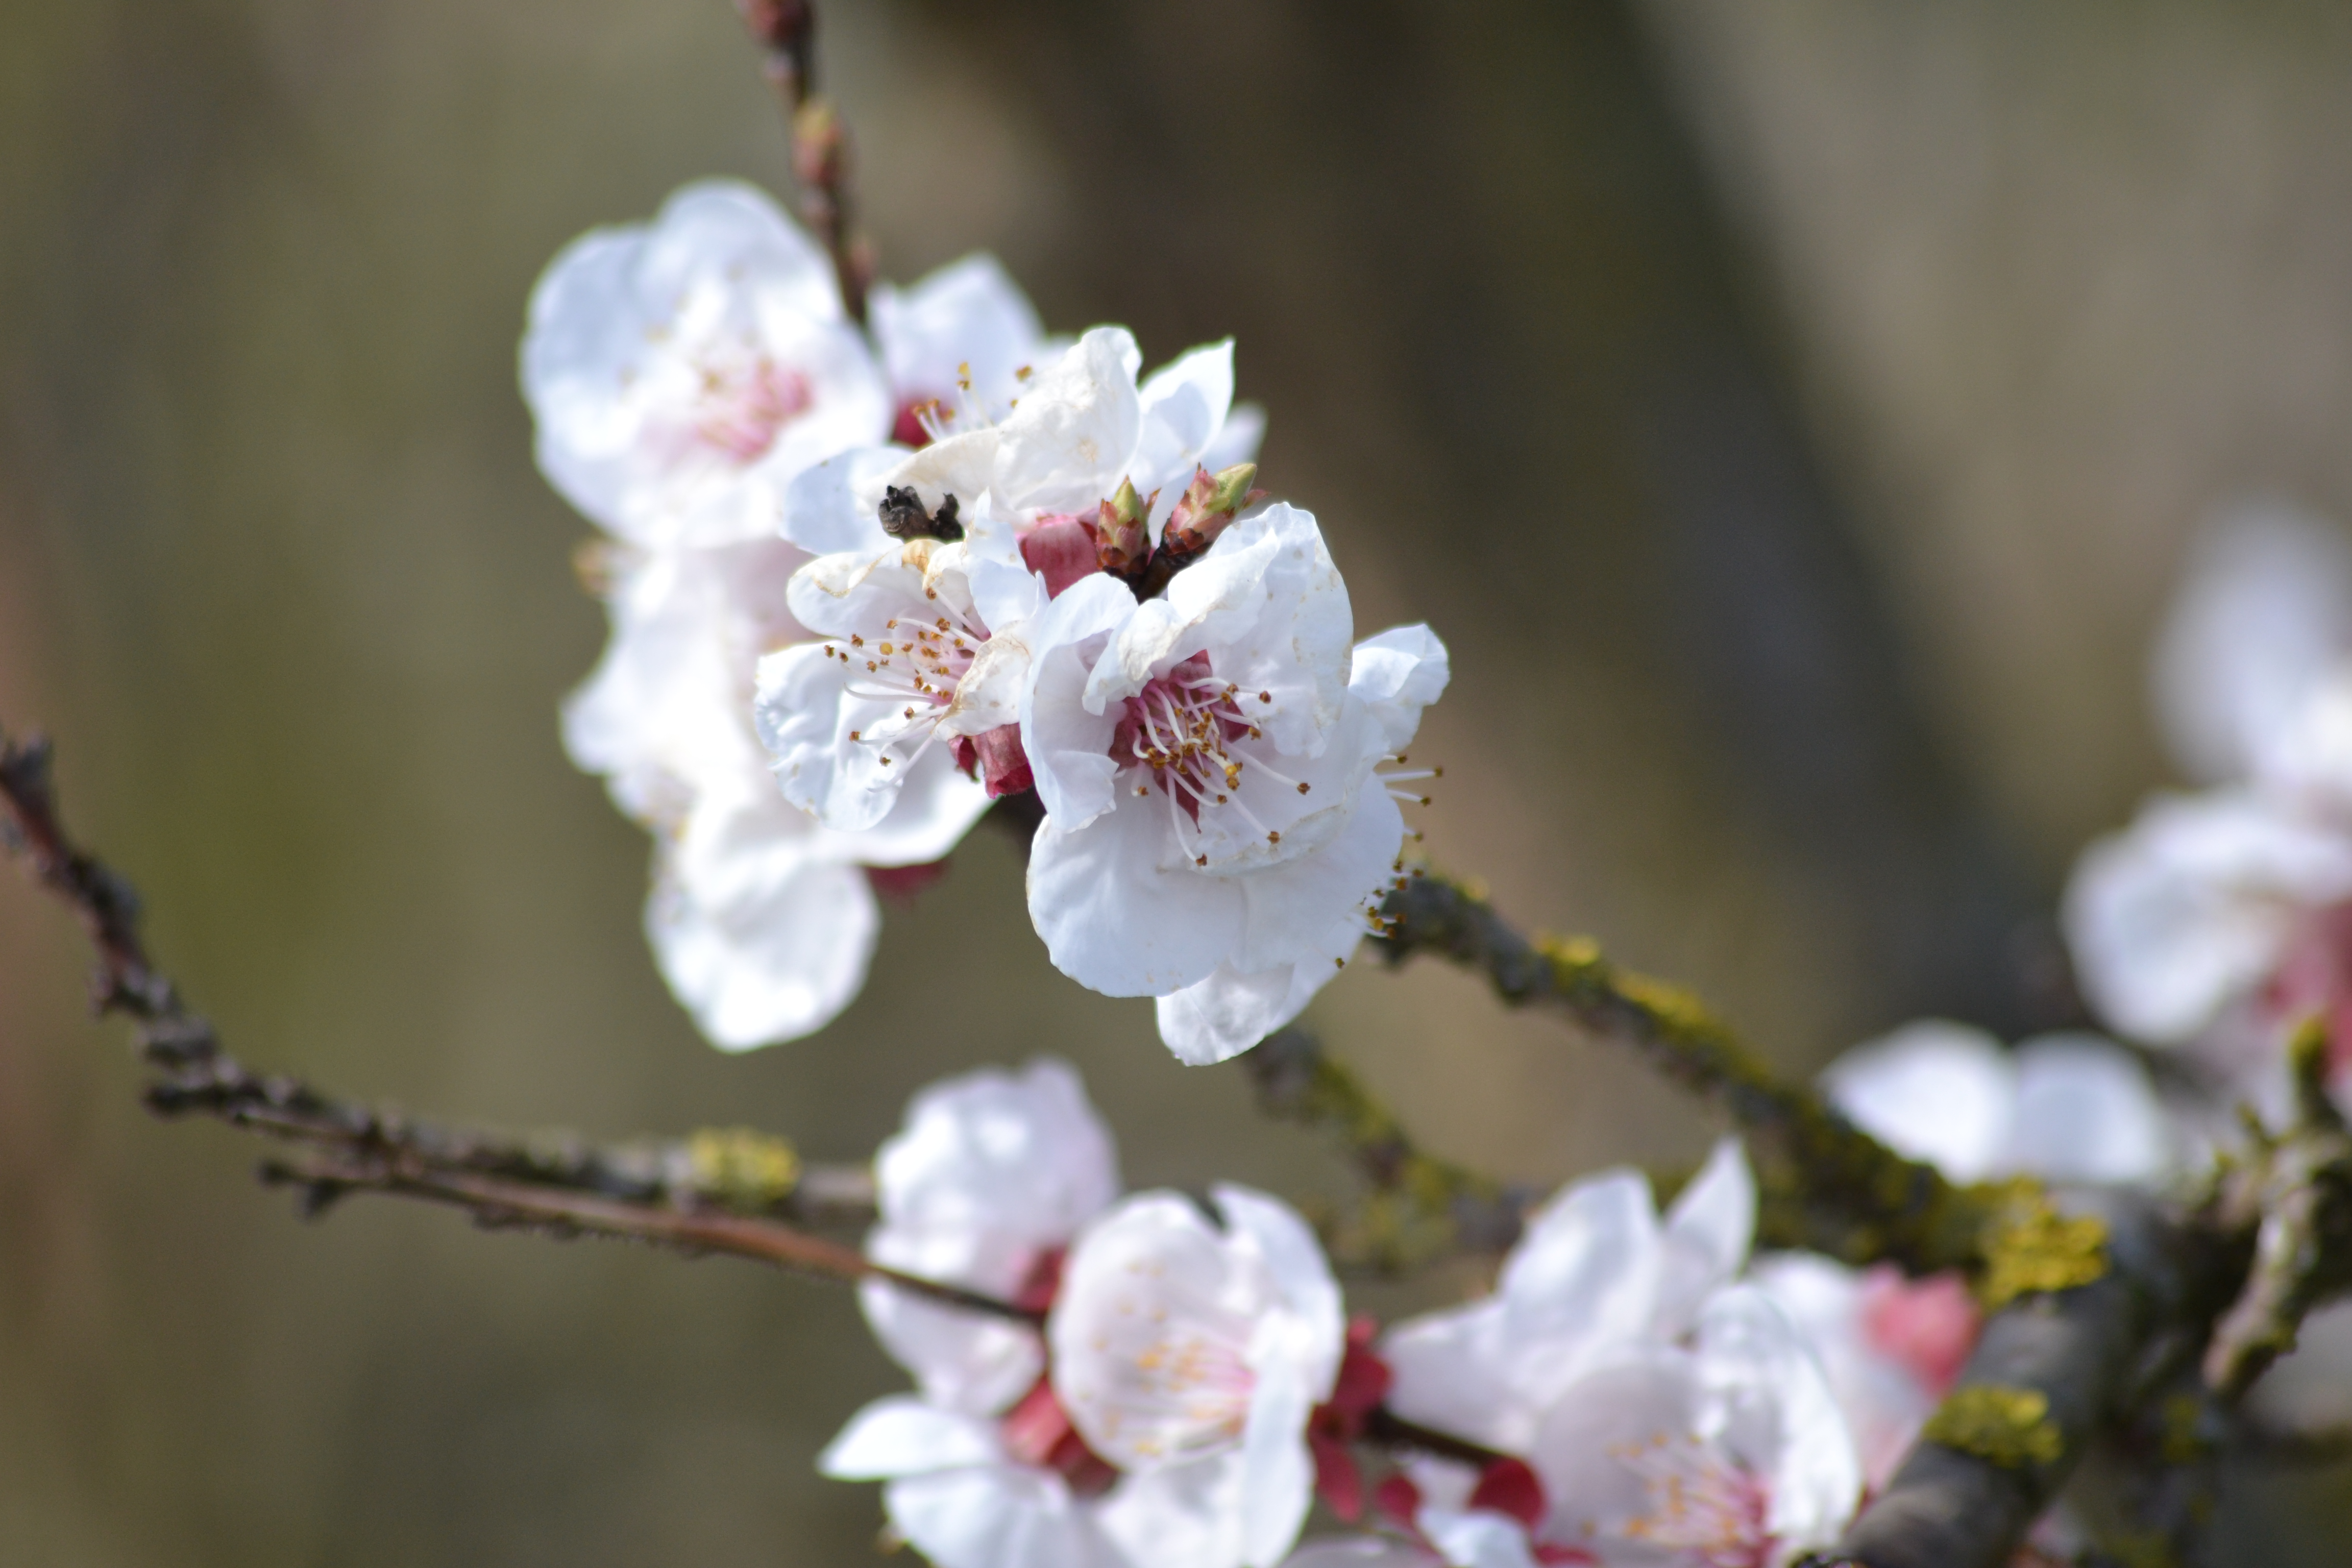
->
[4,0,2351,1561]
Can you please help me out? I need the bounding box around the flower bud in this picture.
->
[1162,462,1261,555]
[1094,477,1152,579]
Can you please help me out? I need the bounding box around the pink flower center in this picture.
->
[1111,653,1306,853]
[823,611,986,777]
[1612,1435,1776,1568]
[690,352,813,463]
[1859,1266,1981,1396]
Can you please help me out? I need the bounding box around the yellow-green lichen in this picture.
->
[1921,1385,2064,1468]
[1978,1191,2110,1309]
[687,1126,800,1211]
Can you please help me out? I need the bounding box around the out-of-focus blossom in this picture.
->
[1048,1185,1348,1568]
[1022,513,1448,1062]
[522,180,891,549]
[2152,500,2352,789]
[860,1059,1122,1418]
[1821,1020,2175,1186]
[1381,1139,1755,1457]
[2065,503,2352,1104]
[563,541,988,1047]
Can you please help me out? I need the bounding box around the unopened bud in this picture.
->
[1095,477,1153,578]
[1163,462,1260,554]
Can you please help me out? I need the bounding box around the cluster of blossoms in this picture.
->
[2060,499,2352,1421]
[805,1008,2214,1568]
[523,182,1441,1063]
[817,1042,2165,1568]
[511,152,2352,1568]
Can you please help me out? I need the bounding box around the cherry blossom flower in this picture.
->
[522,180,891,549]
[562,540,988,1047]
[1381,1139,1755,1457]
[1047,1185,1348,1568]
[1019,506,1449,1062]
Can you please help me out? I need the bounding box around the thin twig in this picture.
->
[737,0,871,325]
[1245,1028,1534,1272]
[0,724,1042,1327]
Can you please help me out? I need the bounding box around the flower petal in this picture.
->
[820,1396,1002,1479]
[1822,1020,2017,1183]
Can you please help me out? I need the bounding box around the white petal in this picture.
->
[1747,1254,1930,1488]
[1416,1511,1537,1568]
[1349,624,1452,752]
[782,447,909,555]
[1154,953,1348,1068]
[1526,1353,1704,1548]
[1384,1168,1667,1454]
[1133,340,1237,501]
[1095,1453,1251,1568]
[1235,1359,1317,1568]
[2004,1033,2174,1185]
[840,741,994,867]
[649,801,877,1050]
[1822,1020,2017,1183]
[752,641,912,831]
[886,1464,1126,1568]
[1049,1187,1333,1484]
[1215,1183,1346,1400]
[1655,1137,1756,1338]
[1027,799,1243,997]
[995,327,1144,514]
[872,253,1047,407]
[1692,1286,1862,1553]
[2063,790,2352,1044]
[1021,572,1143,829]
[2154,500,2352,786]
[819,1396,1002,1479]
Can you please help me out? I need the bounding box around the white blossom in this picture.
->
[1047,1185,1347,1568]
[562,541,988,1047]
[521,180,890,549]
[1381,1139,1754,1457]
[1020,510,1448,1062]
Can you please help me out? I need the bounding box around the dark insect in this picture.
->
[878,484,964,542]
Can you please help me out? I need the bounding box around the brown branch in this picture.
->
[737,0,871,325]
[0,724,1036,1328]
